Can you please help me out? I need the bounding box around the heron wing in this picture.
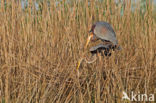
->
[94,22,118,45]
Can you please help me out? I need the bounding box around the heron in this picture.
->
[76,21,121,70]
[85,21,121,50]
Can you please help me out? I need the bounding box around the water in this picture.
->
[0,0,156,11]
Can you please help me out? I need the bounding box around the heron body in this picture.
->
[76,21,121,70]
[90,21,118,45]
[86,21,120,48]
[89,44,112,56]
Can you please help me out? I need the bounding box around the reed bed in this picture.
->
[0,0,156,103]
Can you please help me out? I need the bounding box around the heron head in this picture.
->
[85,24,97,48]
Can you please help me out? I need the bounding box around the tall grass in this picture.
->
[0,0,156,103]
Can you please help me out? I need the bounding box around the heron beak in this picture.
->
[85,33,93,48]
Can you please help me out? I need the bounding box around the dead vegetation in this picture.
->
[0,0,156,103]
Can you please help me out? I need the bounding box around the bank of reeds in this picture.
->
[0,0,156,102]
